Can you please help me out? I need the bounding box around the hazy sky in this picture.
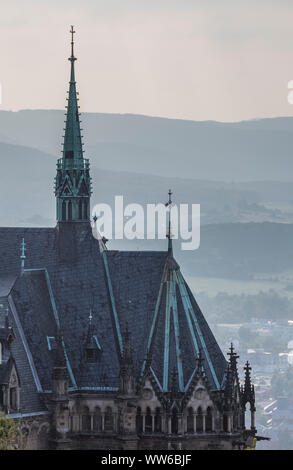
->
[1,0,293,121]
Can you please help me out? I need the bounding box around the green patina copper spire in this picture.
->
[63,26,83,167]
[55,26,92,222]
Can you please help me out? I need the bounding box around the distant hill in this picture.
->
[1,110,293,181]
[104,222,293,280]
[1,113,293,281]
[0,141,292,227]
[0,141,293,279]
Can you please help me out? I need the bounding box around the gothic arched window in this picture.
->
[104,406,114,432]
[79,200,83,220]
[93,406,102,432]
[136,406,143,433]
[145,407,152,433]
[233,411,238,430]
[196,407,203,433]
[206,407,213,432]
[154,407,162,433]
[62,201,66,221]
[223,414,228,432]
[68,201,72,221]
[81,406,91,432]
[84,201,88,220]
[187,407,194,433]
[171,408,178,434]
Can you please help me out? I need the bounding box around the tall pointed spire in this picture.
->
[244,361,252,396]
[63,25,83,168]
[227,343,239,371]
[55,26,92,223]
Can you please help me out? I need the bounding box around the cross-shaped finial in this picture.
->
[70,25,75,42]
[165,189,174,253]
[70,25,76,60]
[244,361,251,372]
[227,342,239,367]
[229,342,234,356]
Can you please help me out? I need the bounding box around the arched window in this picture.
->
[81,406,91,432]
[93,406,102,432]
[171,408,178,434]
[187,407,194,433]
[154,407,162,433]
[145,407,152,433]
[196,407,203,433]
[62,201,66,221]
[136,406,143,433]
[104,406,114,432]
[223,414,228,432]
[79,200,83,220]
[233,412,238,430]
[245,405,251,430]
[84,201,88,220]
[68,201,72,221]
[240,410,245,429]
[206,407,213,432]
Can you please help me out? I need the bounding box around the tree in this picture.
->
[0,413,20,450]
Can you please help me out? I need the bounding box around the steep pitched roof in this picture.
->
[106,250,227,391]
[0,223,227,405]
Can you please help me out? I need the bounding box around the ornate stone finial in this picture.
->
[227,342,239,370]
[20,238,26,273]
[244,361,252,390]
[197,348,205,375]
[165,189,173,254]
[224,364,233,400]
[144,351,152,372]
[69,25,76,61]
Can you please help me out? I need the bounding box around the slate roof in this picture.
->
[0,222,227,413]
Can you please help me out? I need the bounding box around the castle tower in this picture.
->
[55,26,92,223]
